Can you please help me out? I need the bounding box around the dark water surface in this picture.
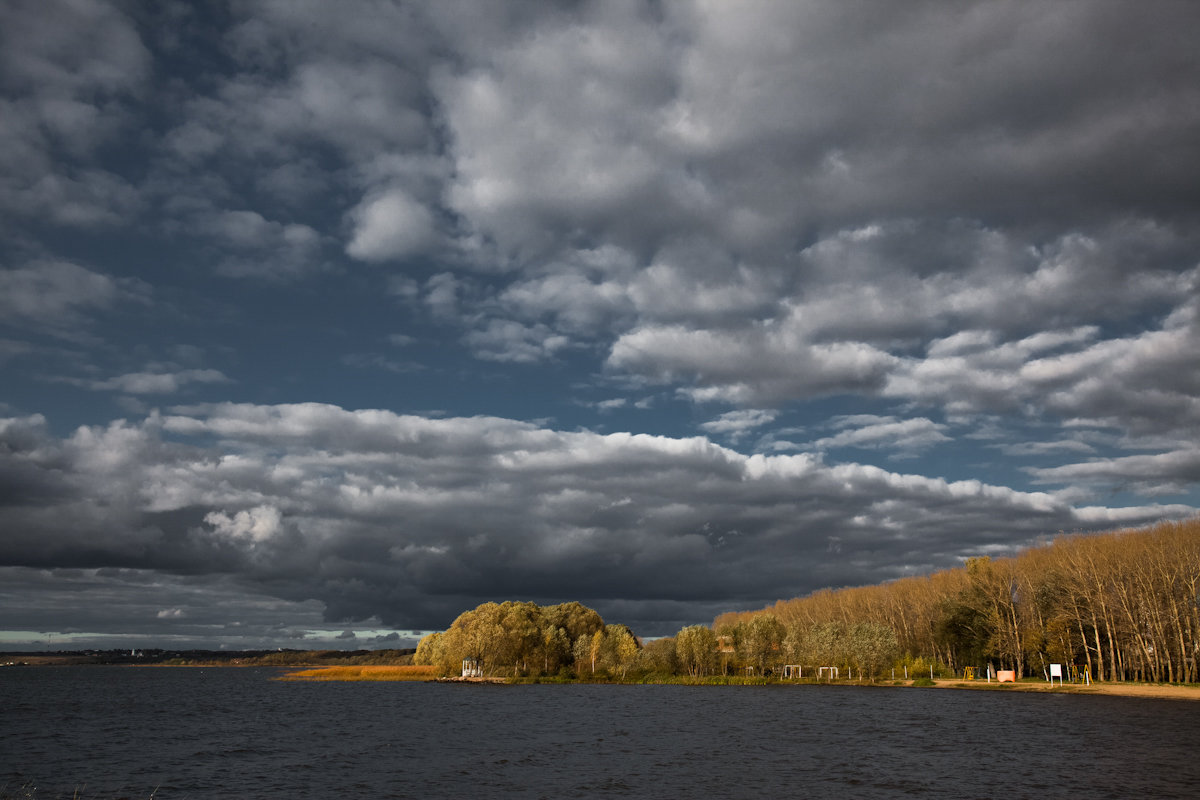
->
[2,667,1198,798]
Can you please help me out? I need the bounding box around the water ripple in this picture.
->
[3,671,1199,798]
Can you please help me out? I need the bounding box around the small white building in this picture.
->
[462,657,483,678]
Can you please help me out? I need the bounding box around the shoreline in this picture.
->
[272,665,1200,700]
[927,678,1200,701]
[9,661,1196,700]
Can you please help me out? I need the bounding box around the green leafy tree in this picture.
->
[782,622,805,664]
[848,622,899,680]
[602,623,640,678]
[413,631,443,666]
[423,599,613,678]
[588,629,605,674]
[802,621,846,670]
[638,636,678,675]
[544,601,605,644]
[499,601,542,675]
[675,625,718,677]
[739,614,785,675]
[540,625,571,674]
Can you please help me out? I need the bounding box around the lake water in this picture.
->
[2,667,1198,798]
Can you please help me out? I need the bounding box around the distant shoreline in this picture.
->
[7,659,1196,700]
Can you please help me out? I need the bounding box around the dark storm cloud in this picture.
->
[434,1,1200,255]
[7,0,1199,273]
[1,404,1190,635]
[0,565,348,649]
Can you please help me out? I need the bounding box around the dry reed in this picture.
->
[278,664,437,682]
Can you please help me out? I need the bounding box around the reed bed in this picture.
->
[278,664,437,681]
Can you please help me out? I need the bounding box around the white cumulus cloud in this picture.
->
[345,188,435,262]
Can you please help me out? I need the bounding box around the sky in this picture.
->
[2,0,1200,651]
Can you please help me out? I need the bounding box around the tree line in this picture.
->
[674,618,903,681]
[715,518,1200,682]
[413,598,907,681]
[415,520,1199,683]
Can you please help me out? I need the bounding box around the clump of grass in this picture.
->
[911,677,937,687]
[277,664,437,682]
[0,783,36,800]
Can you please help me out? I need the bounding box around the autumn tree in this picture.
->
[414,631,443,666]
[601,624,641,678]
[847,622,900,680]
[415,599,612,678]
[675,625,718,677]
[738,614,784,675]
[638,636,679,675]
[716,518,1200,685]
[802,622,846,671]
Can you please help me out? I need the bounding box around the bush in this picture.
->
[911,677,936,687]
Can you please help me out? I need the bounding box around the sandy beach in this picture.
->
[931,679,1200,701]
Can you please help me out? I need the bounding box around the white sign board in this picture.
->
[1050,663,1063,677]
